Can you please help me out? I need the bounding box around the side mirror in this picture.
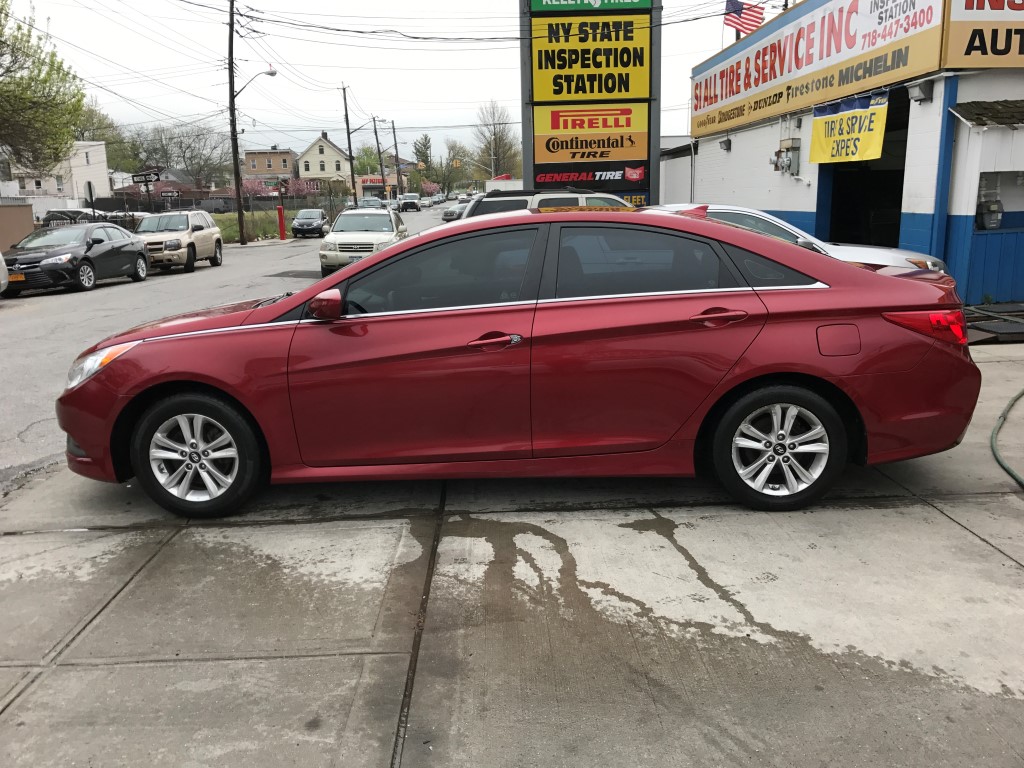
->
[90,237,104,246]
[192,224,205,232]
[796,237,823,253]
[398,225,408,235]
[309,288,343,320]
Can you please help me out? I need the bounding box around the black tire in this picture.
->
[130,253,148,282]
[130,392,263,518]
[711,385,847,511]
[74,260,97,291]
[184,245,196,273]
[158,265,172,272]
[210,241,223,267]
[321,266,331,278]
[0,286,21,298]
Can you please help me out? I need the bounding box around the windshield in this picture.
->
[333,214,394,233]
[136,214,189,233]
[16,227,86,248]
[401,194,419,200]
[296,209,321,219]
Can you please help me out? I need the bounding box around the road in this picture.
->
[1,204,1023,766]
[0,206,445,487]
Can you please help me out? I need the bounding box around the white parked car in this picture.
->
[0,250,7,295]
[652,204,947,272]
[319,208,408,277]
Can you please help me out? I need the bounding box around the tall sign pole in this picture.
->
[523,0,659,206]
[391,120,404,196]
[228,0,247,245]
[342,86,357,203]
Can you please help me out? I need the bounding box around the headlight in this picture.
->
[323,241,338,251]
[65,342,140,390]
[41,253,73,265]
[374,238,397,252]
[164,239,182,251]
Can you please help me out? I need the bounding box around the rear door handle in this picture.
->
[689,309,748,327]
[467,333,524,349]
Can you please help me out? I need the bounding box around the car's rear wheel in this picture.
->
[130,253,148,282]
[184,245,196,273]
[711,386,846,511]
[210,241,223,267]
[130,393,263,518]
[74,261,96,291]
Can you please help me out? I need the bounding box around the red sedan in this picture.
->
[56,209,981,518]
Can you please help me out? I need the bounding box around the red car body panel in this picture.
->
[55,209,982,490]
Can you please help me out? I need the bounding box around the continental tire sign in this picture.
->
[534,104,649,163]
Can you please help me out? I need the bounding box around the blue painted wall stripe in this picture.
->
[931,76,958,263]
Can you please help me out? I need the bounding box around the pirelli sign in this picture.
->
[524,1,660,202]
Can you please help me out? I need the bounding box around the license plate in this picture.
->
[9,272,25,282]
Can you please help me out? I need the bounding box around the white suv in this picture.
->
[462,188,632,218]
[319,208,408,277]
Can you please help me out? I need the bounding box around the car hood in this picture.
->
[825,242,946,269]
[324,231,395,243]
[85,299,262,353]
[6,244,85,266]
[138,231,188,242]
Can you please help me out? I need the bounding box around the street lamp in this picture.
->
[229,68,276,245]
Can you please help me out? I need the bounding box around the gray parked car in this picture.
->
[651,204,947,272]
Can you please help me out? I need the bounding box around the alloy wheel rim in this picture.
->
[731,403,829,497]
[137,257,146,277]
[149,413,238,502]
[79,265,95,287]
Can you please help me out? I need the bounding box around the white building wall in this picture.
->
[900,78,948,218]
[692,114,820,220]
[957,69,1024,103]
[64,142,109,202]
[660,152,693,204]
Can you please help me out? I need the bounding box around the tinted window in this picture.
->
[102,226,125,241]
[537,196,579,208]
[709,210,800,244]
[557,227,738,299]
[190,214,205,228]
[346,228,537,315]
[471,199,530,216]
[586,196,629,207]
[90,228,108,243]
[203,213,216,228]
[721,243,818,287]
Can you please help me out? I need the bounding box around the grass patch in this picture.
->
[213,209,306,243]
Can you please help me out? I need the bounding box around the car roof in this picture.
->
[342,208,389,215]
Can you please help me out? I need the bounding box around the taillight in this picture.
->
[882,309,967,346]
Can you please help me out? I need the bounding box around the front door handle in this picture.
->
[689,309,749,327]
[467,333,524,349]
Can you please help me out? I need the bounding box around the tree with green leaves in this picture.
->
[74,98,136,172]
[473,100,521,179]
[0,0,84,171]
[412,133,432,174]
[353,143,382,177]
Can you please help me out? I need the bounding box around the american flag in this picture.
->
[724,0,765,35]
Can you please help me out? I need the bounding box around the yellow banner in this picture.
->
[533,103,648,163]
[810,94,888,163]
[532,15,650,102]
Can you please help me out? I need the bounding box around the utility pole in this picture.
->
[227,0,247,245]
[342,86,357,204]
[391,120,403,196]
[372,117,386,199]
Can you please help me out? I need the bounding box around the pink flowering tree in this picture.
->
[421,180,440,197]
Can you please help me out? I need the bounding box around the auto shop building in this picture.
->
[674,0,1024,304]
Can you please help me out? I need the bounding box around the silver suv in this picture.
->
[136,211,223,273]
[462,188,632,218]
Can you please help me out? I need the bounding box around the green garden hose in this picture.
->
[991,386,1024,491]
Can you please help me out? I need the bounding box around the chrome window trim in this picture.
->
[322,299,538,321]
[753,281,830,291]
[538,287,755,304]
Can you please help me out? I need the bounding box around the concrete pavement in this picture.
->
[0,343,1022,766]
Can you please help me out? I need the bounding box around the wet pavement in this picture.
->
[0,343,1022,765]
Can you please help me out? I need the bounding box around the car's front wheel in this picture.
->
[711,386,847,511]
[130,393,263,518]
[74,260,96,291]
[130,253,148,282]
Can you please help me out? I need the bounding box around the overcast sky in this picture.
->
[18,0,781,160]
